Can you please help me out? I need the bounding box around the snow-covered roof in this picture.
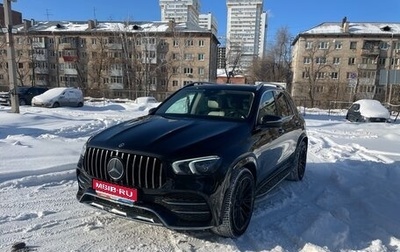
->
[16,20,210,34]
[302,22,400,35]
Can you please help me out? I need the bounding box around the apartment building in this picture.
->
[159,0,201,26]
[291,19,400,108]
[0,3,22,26]
[226,0,267,69]
[0,20,218,99]
[199,13,218,36]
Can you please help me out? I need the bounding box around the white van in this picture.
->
[32,87,84,108]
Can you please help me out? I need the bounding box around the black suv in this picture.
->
[76,82,308,238]
[0,86,48,106]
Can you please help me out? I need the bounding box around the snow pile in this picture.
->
[0,104,399,251]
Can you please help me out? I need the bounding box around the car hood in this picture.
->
[33,94,57,102]
[88,115,248,159]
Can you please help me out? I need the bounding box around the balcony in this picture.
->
[106,43,123,50]
[361,48,380,56]
[64,69,78,75]
[358,64,378,70]
[34,68,49,74]
[63,55,78,62]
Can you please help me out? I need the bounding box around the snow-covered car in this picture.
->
[346,99,390,122]
[133,96,158,104]
[32,87,84,108]
[133,96,160,110]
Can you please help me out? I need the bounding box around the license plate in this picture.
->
[92,179,138,203]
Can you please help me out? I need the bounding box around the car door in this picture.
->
[347,104,361,122]
[68,90,78,106]
[273,91,300,166]
[252,90,282,179]
[58,91,68,106]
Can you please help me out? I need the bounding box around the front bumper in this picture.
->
[76,168,216,230]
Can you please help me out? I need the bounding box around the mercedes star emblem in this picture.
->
[107,157,124,180]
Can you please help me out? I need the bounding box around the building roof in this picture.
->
[15,20,211,34]
[303,22,400,35]
[292,21,400,45]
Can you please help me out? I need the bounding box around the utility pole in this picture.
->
[4,0,19,113]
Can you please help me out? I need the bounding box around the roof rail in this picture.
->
[255,82,286,90]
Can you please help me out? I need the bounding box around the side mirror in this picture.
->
[148,107,157,115]
[261,115,283,128]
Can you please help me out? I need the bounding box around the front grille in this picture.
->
[83,147,165,189]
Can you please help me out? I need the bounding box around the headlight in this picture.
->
[172,156,220,175]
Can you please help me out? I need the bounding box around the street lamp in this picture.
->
[3,0,19,113]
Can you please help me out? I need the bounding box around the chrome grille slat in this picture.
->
[138,156,143,188]
[145,157,150,188]
[83,147,165,189]
[151,159,156,189]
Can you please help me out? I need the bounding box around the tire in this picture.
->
[52,102,60,108]
[287,140,307,181]
[19,99,26,106]
[212,168,255,238]
[77,102,83,107]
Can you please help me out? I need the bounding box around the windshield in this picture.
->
[156,88,254,120]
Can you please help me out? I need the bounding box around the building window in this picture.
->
[172,80,179,86]
[331,72,338,79]
[316,72,326,79]
[313,86,324,93]
[18,63,24,69]
[184,53,193,60]
[333,57,340,64]
[348,57,356,65]
[148,38,156,45]
[172,53,179,60]
[360,71,376,79]
[303,57,311,64]
[302,71,309,79]
[380,42,389,50]
[305,41,313,49]
[198,67,205,76]
[346,72,357,79]
[183,81,192,86]
[379,58,386,66]
[198,53,205,61]
[316,57,326,64]
[185,39,194,47]
[318,41,329,49]
[173,40,179,47]
[334,41,342,49]
[350,41,357,50]
[198,40,205,47]
[184,67,193,74]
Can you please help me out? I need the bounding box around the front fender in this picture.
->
[208,154,257,226]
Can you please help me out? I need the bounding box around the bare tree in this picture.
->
[248,27,292,86]
[87,33,113,95]
[302,39,335,107]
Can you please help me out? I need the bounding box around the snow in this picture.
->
[0,103,400,252]
[303,22,400,35]
[353,99,390,119]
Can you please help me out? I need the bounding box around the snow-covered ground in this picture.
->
[0,102,399,252]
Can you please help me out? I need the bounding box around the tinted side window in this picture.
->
[275,91,293,117]
[257,91,276,123]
